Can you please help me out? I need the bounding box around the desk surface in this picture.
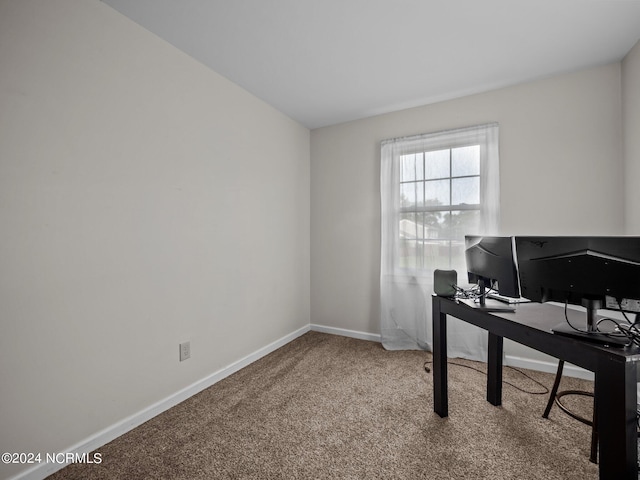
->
[452,298,640,369]
[432,296,640,480]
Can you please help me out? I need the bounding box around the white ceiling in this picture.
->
[101,0,640,129]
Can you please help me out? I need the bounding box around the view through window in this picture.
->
[398,145,481,273]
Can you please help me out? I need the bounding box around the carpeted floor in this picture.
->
[48,331,599,479]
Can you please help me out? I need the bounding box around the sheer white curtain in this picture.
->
[380,123,500,360]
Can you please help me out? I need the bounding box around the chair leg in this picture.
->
[543,359,598,464]
[543,360,565,418]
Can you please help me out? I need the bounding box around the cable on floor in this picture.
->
[423,360,550,395]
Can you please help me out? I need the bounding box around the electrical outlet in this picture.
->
[179,341,191,361]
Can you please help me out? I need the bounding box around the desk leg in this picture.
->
[433,297,448,417]
[595,358,637,480]
[487,333,503,406]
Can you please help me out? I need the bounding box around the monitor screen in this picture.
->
[464,236,520,299]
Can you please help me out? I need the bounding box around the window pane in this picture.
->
[452,145,480,177]
[401,153,424,181]
[421,240,451,269]
[425,149,450,179]
[424,211,450,240]
[452,177,479,205]
[401,154,417,182]
[399,212,422,239]
[399,239,419,269]
[415,153,424,179]
[450,210,481,239]
[450,239,468,275]
[400,182,417,208]
[424,179,449,206]
[416,181,424,207]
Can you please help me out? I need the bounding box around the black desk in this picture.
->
[432,295,640,480]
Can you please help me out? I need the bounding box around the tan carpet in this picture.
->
[49,331,598,479]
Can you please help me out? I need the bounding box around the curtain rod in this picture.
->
[380,122,498,146]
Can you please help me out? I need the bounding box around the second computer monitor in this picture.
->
[465,236,520,299]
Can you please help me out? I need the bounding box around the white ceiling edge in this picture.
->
[100,0,640,129]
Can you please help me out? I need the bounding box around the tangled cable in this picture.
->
[562,300,640,348]
[451,283,497,306]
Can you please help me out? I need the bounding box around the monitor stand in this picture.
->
[473,300,517,313]
[551,297,629,346]
[551,323,629,346]
[465,280,515,312]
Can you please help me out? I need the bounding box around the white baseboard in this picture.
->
[310,324,381,343]
[10,325,311,480]
[309,324,594,381]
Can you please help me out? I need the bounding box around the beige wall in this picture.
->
[1,1,635,476]
[624,40,640,233]
[0,1,309,477]
[311,64,624,349]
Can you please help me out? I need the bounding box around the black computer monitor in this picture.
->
[514,236,640,343]
[465,236,521,305]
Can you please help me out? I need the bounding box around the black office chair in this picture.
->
[543,360,598,463]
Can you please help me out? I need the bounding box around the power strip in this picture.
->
[605,295,640,313]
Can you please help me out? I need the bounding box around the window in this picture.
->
[379,123,500,351]
[398,145,481,272]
